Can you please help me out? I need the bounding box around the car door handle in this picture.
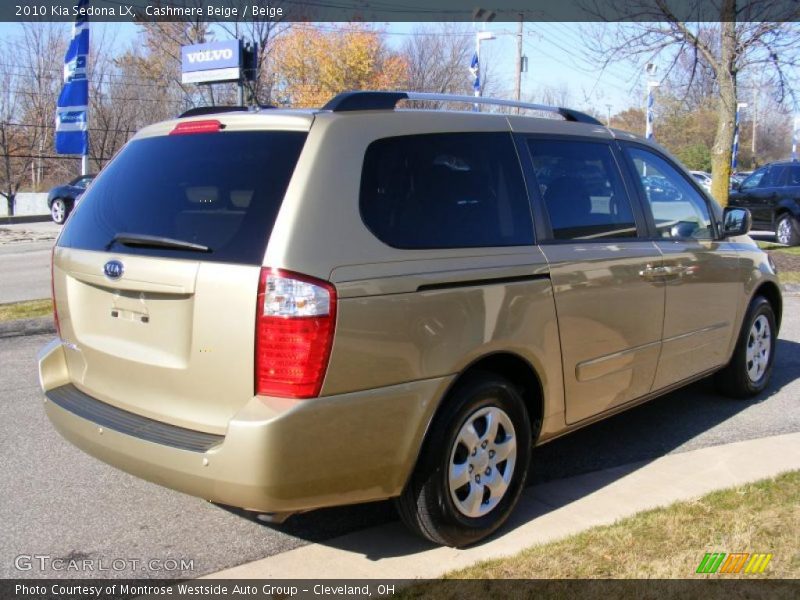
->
[661,265,688,277]
[639,264,667,279]
[639,265,686,279]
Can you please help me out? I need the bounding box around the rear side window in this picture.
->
[58,131,307,265]
[788,165,800,186]
[360,132,533,249]
[527,139,637,241]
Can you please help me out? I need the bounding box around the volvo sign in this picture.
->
[181,40,241,84]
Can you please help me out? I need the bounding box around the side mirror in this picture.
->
[722,206,751,237]
[730,179,741,192]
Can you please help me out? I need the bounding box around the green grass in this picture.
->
[757,241,800,255]
[0,298,53,322]
[400,471,799,593]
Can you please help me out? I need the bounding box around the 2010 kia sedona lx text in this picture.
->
[39,91,782,547]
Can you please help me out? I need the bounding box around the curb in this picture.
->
[0,316,56,338]
[204,432,800,580]
[0,214,52,225]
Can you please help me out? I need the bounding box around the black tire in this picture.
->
[775,214,800,246]
[396,372,532,547]
[715,296,777,398]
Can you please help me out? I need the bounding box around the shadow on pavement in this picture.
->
[225,337,800,560]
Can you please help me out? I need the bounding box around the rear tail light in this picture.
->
[255,268,337,398]
[50,247,61,337]
[169,119,223,135]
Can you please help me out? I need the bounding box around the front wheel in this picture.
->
[775,214,800,246]
[50,198,70,225]
[715,296,777,398]
[396,372,532,547]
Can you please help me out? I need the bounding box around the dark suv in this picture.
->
[729,161,800,245]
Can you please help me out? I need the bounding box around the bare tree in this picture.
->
[0,41,42,215]
[403,24,474,95]
[18,23,67,190]
[219,14,292,105]
[584,1,800,204]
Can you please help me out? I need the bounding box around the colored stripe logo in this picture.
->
[696,552,772,574]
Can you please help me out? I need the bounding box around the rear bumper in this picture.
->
[38,338,450,514]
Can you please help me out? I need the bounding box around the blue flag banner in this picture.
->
[645,89,655,140]
[732,105,742,170]
[470,52,479,93]
[55,0,89,155]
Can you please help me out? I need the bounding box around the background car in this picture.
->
[729,161,800,245]
[47,174,95,224]
[690,170,712,192]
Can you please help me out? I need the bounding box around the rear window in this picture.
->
[359,132,533,249]
[58,130,307,265]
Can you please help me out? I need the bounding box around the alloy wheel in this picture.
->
[746,314,771,383]
[51,199,66,224]
[448,406,517,518]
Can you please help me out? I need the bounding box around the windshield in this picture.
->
[58,130,307,265]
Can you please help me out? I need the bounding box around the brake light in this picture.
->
[169,119,223,135]
[51,247,61,337]
[255,268,337,398]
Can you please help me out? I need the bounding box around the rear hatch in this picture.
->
[53,119,309,434]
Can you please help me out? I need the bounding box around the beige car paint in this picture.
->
[39,106,782,518]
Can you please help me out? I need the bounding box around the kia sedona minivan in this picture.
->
[39,91,782,547]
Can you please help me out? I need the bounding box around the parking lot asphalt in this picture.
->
[1,297,799,580]
[0,222,60,303]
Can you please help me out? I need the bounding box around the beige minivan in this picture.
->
[39,91,782,547]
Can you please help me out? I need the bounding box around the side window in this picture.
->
[360,132,533,249]
[527,139,637,240]
[788,165,800,187]
[764,166,788,187]
[626,147,714,240]
[741,168,766,190]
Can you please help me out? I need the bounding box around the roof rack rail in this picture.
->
[178,105,275,119]
[321,91,603,125]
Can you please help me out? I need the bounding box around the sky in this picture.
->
[0,20,647,116]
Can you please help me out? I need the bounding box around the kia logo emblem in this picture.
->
[103,260,124,280]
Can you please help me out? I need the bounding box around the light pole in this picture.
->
[474,31,496,100]
[732,102,748,171]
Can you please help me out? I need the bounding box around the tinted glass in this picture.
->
[788,165,800,186]
[763,165,787,187]
[741,168,766,190]
[527,139,637,240]
[626,147,713,240]
[360,132,533,249]
[59,131,307,265]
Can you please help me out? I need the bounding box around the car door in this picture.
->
[520,136,664,424]
[734,166,784,228]
[622,144,742,389]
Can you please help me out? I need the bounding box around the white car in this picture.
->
[690,170,712,192]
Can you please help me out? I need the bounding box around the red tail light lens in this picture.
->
[51,247,61,337]
[255,268,337,398]
[169,119,223,135]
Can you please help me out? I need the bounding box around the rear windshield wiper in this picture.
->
[106,233,211,253]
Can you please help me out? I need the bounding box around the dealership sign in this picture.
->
[181,40,241,84]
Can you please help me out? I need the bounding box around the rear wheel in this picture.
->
[715,296,777,398]
[775,214,800,246]
[396,372,531,547]
[51,198,70,224]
